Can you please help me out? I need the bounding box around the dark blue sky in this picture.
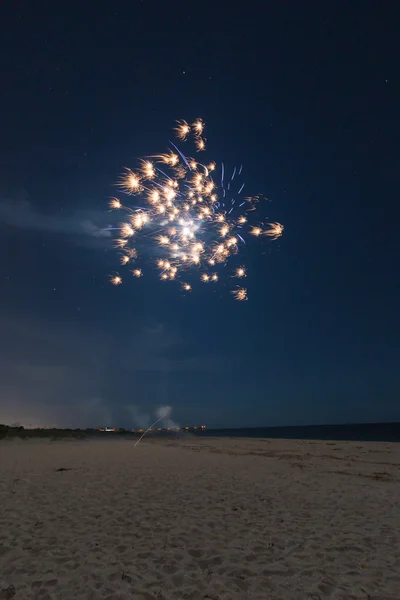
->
[0,1,399,428]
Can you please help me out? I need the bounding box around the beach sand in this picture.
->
[1,436,399,599]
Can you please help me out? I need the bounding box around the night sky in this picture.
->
[1,2,399,429]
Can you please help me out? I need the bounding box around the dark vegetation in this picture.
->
[0,424,137,440]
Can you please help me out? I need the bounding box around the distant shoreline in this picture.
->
[1,421,399,442]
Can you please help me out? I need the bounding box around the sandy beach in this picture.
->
[1,436,399,600]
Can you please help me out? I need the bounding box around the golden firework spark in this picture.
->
[175,119,190,140]
[132,269,142,278]
[182,282,192,291]
[109,198,122,210]
[195,137,206,152]
[204,182,214,195]
[120,223,135,238]
[157,235,170,246]
[130,212,148,230]
[119,169,141,194]
[235,267,246,278]
[154,151,179,166]
[232,288,248,301]
[113,238,128,249]
[219,224,230,238]
[110,275,122,286]
[250,226,262,237]
[148,189,160,204]
[201,273,210,283]
[192,118,205,135]
[226,236,238,248]
[140,160,155,179]
[265,222,284,240]
[192,241,204,254]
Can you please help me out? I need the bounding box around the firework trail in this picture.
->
[107,119,283,300]
[133,413,165,448]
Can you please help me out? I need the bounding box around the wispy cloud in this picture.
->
[0,198,111,245]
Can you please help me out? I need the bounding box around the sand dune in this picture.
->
[1,436,399,599]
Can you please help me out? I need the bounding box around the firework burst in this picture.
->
[107,119,283,300]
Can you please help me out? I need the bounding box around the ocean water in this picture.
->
[196,422,400,443]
